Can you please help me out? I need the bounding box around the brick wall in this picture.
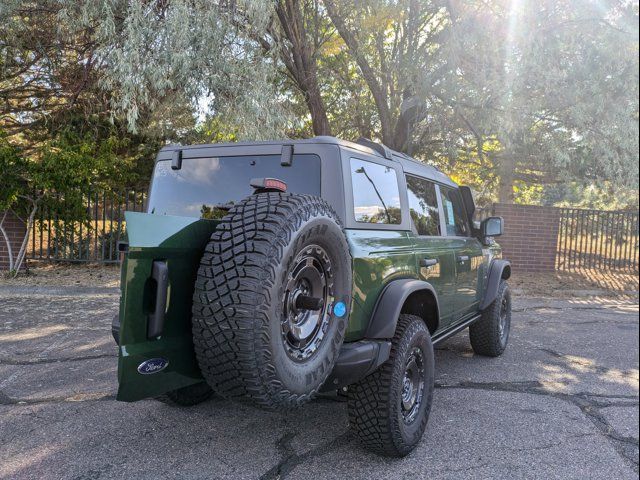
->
[0,210,27,271]
[493,203,561,272]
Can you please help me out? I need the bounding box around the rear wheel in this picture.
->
[347,314,434,457]
[192,193,352,409]
[469,280,511,357]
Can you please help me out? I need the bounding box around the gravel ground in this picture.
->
[0,286,638,480]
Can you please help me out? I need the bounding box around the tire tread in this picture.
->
[469,280,511,357]
[347,314,433,457]
[192,192,347,409]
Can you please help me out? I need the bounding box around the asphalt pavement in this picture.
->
[0,285,638,479]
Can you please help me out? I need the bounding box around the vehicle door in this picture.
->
[341,154,417,341]
[405,175,457,328]
[437,185,484,319]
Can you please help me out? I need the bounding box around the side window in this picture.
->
[406,175,441,236]
[439,186,469,236]
[350,158,402,224]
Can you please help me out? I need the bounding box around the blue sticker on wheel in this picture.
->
[333,301,347,318]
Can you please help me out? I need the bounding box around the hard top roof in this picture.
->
[160,136,458,188]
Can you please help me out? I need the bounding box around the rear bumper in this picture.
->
[320,340,391,392]
[113,308,389,394]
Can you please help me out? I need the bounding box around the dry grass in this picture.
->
[510,269,639,299]
[1,261,120,288]
[558,233,638,263]
[3,261,638,300]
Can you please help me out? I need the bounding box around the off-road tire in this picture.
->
[469,280,511,357]
[347,314,434,457]
[192,193,352,409]
[156,382,214,407]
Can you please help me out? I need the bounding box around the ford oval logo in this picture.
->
[137,358,169,375]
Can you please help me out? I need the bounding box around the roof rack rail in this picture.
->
[356,137,393,160]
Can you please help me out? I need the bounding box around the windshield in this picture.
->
[147,154,321,218]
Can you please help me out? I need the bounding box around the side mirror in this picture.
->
[481,216,503,238]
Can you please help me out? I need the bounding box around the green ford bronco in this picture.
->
[113,136,512,457]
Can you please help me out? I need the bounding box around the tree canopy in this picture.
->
[1,0,638,209]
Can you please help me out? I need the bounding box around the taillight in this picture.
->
[250,177,287,193]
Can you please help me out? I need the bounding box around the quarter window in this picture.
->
[406,176,440,236]
[438,186,469,236]
[350,158,402,224]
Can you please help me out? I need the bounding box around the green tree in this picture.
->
[0,0,197,185]
[283,0,638,206]
[323,0,453,152]
[0,129,124,274]
[442,0,639,202]
[2,0,638,213]
[1,0,288,139]
[66,0,287,138]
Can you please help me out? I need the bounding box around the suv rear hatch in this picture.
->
[115,212,218,401]
[116,151,322,401]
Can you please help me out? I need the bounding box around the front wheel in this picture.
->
[469,280,512,357]
[347,314,434,457]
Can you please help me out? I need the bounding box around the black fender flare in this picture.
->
[480,259,512,310]
[365,279,440,339]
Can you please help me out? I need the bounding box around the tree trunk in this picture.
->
[391,109,412,153]
[323,0,394,145]
[12,204,37,276]
[391,91,425,153]
[497,155,515,203]
[300,71,331,136]
[0,211,14,272]
[275,0,331,136]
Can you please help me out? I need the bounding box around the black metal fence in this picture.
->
[27,195,640,271]
[476,204,639,272]
[557,208,639,272]
[28,189,147,264]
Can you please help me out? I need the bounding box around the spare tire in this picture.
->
[192,193,352,409]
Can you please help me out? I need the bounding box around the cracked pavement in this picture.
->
[0,286,638,479]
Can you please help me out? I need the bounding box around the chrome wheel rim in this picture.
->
[281,245,333,361]
[401,347,425,424]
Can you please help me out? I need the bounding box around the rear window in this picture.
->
[147,154,321,218]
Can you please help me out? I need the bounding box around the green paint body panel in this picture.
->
[409,234,458,327]
[344,229,417,341]
[116,213,498,402]
[345,229,491,340]
[116,212,218,402]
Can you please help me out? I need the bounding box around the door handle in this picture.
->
[420,258,439,268]
[457,255,470,263]
[148,260,169,338]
